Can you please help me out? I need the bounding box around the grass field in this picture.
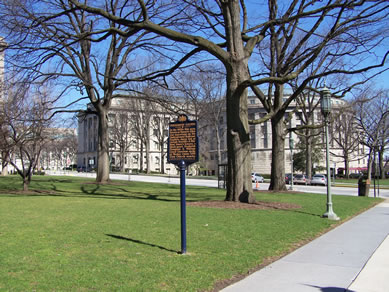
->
[334,177,389,186]
[0,175,382,291]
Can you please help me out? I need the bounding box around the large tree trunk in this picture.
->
[367,148,374,181]
[269,84,287,191]
[96,108,110,183]
[306,135,313,179]
[120,148,125,173]
[139,143,143,172]
[344,156,350,179]
[225,65,254,203]
[379,148,385,179]
[22,170,32,191]
[160,145,165,174]
[145,131,150,174]
[23,177,29,191]
[216,126,221,176]
[269,112,287,191]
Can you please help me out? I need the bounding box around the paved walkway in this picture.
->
[222,200,389,292]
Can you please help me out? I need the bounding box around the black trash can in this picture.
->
[358,177,370,196]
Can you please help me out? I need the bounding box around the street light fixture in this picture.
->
[289,133,294,190]
[320,87,339,220]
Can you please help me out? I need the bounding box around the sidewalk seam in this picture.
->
[346,233,389,291]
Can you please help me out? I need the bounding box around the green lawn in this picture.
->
[333,177,389,187]
[0,175,382,291]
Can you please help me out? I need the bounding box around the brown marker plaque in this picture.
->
[167,114,199,165]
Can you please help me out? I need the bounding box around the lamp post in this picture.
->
[320,87,339,220]
[289,134,294,190]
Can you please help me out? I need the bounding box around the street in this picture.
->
[48,171,389,198]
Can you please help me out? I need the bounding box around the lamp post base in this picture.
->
[322,206,340,221]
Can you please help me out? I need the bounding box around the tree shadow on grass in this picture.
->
[1,177,222,203]
[0,186,182,203]
[105,234,179,254]
[280,208,323,217]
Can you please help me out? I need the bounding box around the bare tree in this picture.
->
[354,88,389,180]
[171,65,226,175]
[196,66,226,174]
[109,108,132,173]
[1,83,52,191]
[287,86,322,180]
[70,0,389,202]
[252,2,389,190]
[150,104,171,174]
[0,37,8,175]
[0,0,169,183]
[40,128,77,170]
[331,104,362,178]
[127,97,154,174]
[0,111,11,176]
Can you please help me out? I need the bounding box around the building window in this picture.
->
[154,141,160,150]
[296,112,303,126]
[250,125,256,148]
[108,113,115,124]
[210,131,216,150]
[261,121,268,148]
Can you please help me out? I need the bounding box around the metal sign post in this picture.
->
[179,160,187,254]
[167,114,199,254]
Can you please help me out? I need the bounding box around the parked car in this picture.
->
[285,173,294,184]
[251,172,264,183]
[294,174,308,185]
[311,174,327,186]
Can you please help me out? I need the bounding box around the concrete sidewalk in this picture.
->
[222,200,389,292]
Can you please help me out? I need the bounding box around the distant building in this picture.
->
[77,95,366,177]
[39,128,77,171]
[203,95,366,177]
[77,98,180,174]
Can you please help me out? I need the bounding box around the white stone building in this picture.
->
[77,98,180,174]
[77,95,367,177]
[39,128,77,171]
[203,95,367,177]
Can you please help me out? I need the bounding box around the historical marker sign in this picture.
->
[167,114,199,165]
[167,114,199,254]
